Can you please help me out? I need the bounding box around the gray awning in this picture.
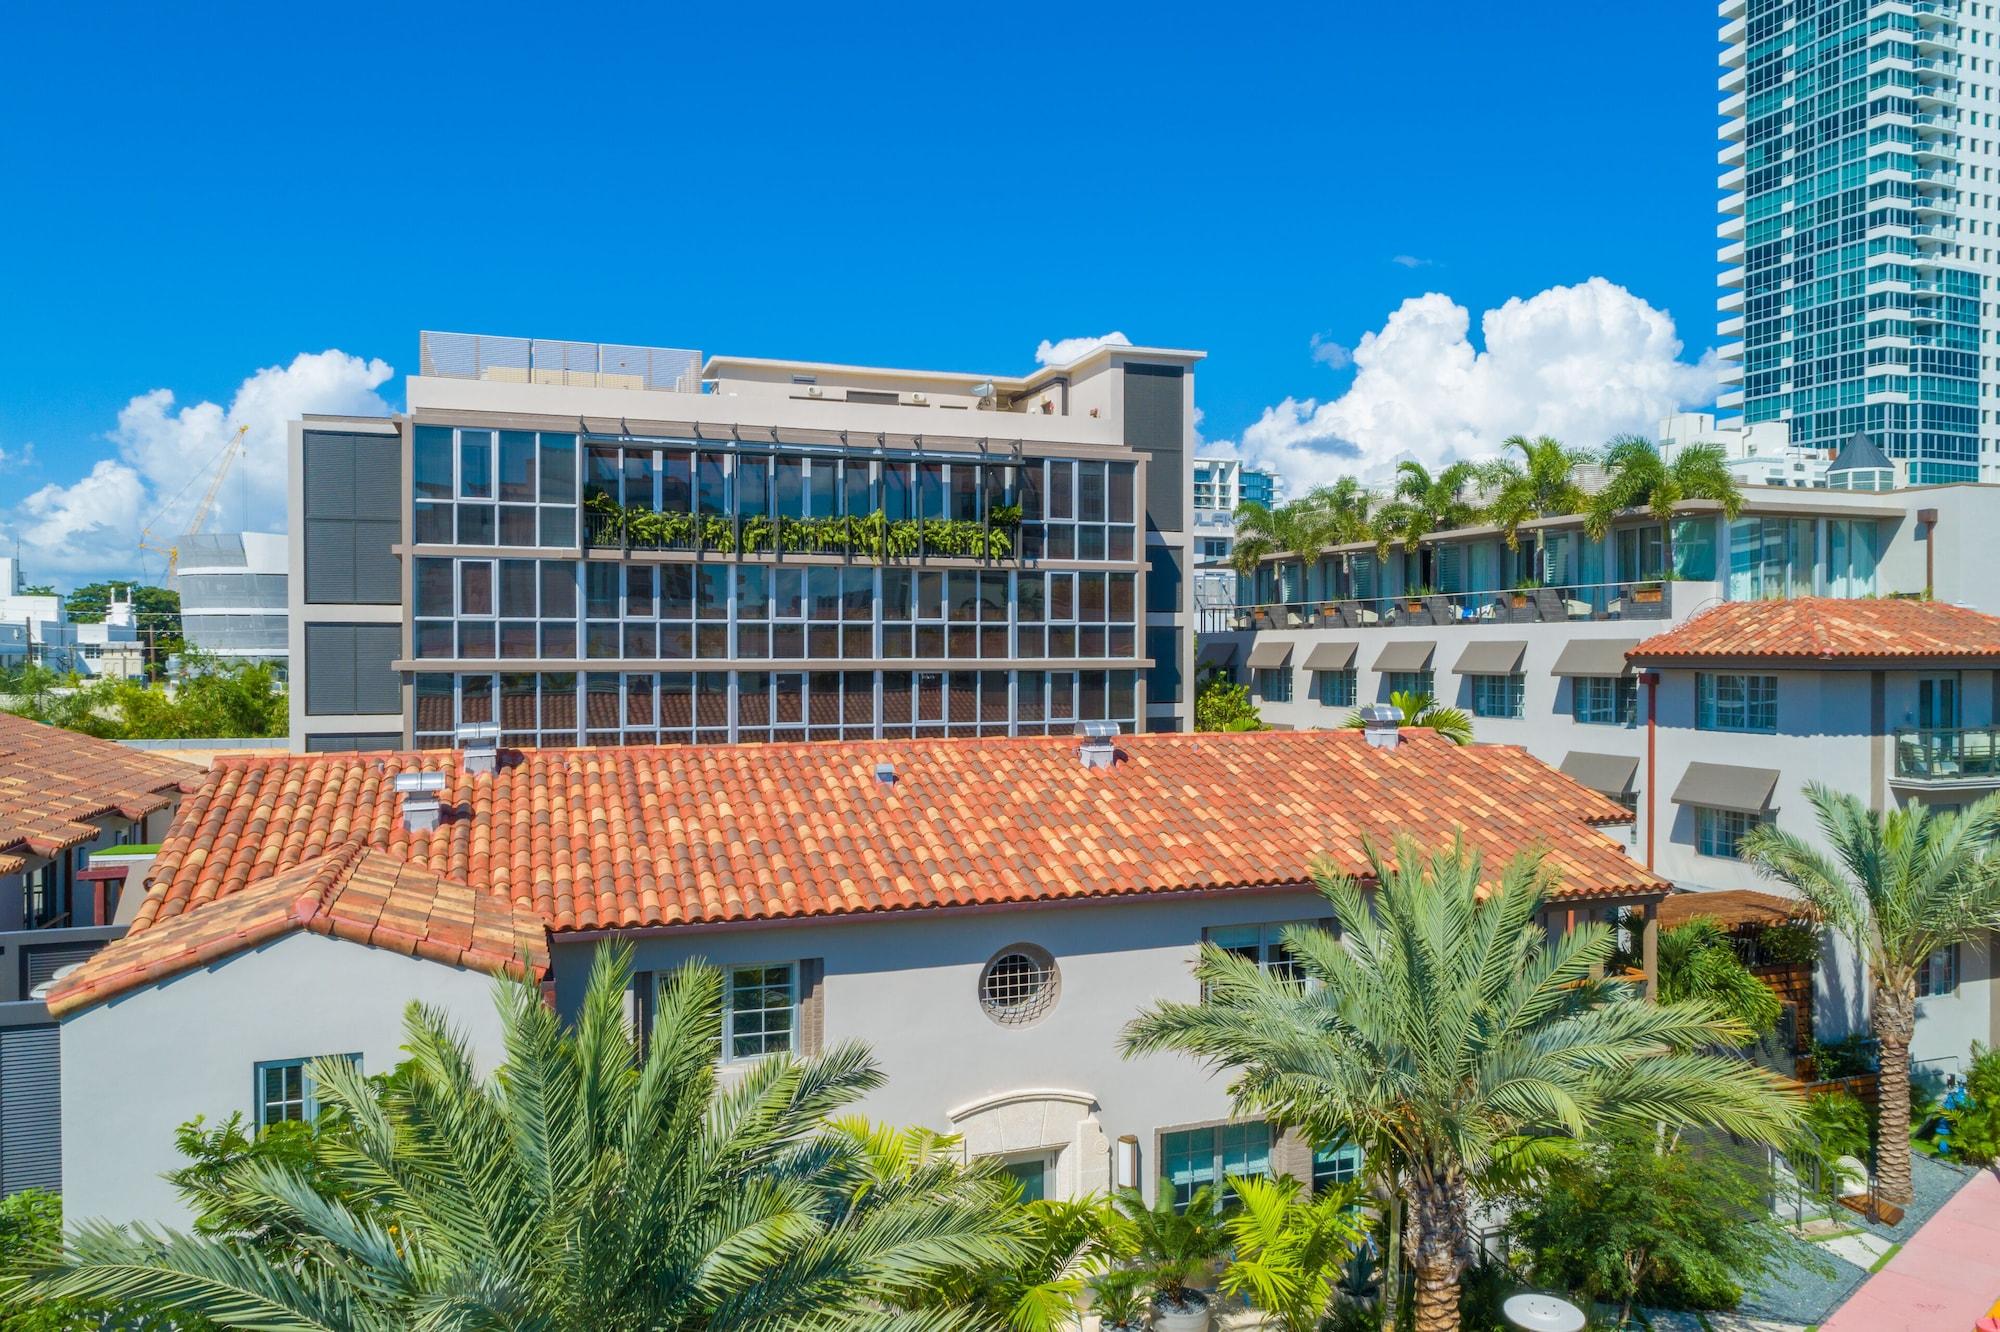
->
[1452,640,1527,676]
[1671,762,1781,814]
[1372,641,1435,673]
[1550,638,1642,677]
[1196,641,1237,668]
[1561,751,1640,798]
[1302,641,1359,671]
[1245,639,1294,670]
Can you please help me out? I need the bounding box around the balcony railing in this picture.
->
[419,331,704,394]
[1893,726,2000,782]
[1199,579,1677,635]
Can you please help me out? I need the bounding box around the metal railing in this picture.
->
[419,331,704,394]
[1893,725,2000,781]
[1199,578,1677,635]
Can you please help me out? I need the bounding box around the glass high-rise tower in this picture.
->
[1720,0,1994,484]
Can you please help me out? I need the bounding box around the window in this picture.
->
[1384,670,1433,700]
[255,1055,359,1129]
[1160,1121,1271,1211]
[1204,921,1322,987]
[978,945,1060,1026]
[1696,673,1777,733]
[1468,673,1524,718]
[724,963,797,1060]
[998,1154,1054,1202]
[1316,669,1356,708]
[1574,675,1638,726]
[1695,806,1763,859]
[1312,1141,1363,1191]
[1255,667,1292,703]
[1920,944,1960,998]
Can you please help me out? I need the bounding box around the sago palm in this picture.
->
[1583,435,1743,568]
[1121,837,1800,1332]
[21,945,1023,1330]
[1741,785,2000,1205]
[1340,690,1474,745]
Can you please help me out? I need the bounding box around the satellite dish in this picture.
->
[1502,1294,1586,1332]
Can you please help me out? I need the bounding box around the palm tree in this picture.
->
[1340,690,1474,745]
[1217,1174,1369,1332]
[1390,460,1481,553]
[1583,435,1743,571]
[1656,917,1783,1043]
[1121,837,1800,1332]
[23,945,1023,1330]
[1741,786,2000,1206]
[1232,497,1344,603]
[1477,434,1595,552]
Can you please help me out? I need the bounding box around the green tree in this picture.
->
[1504,1123,1817,1326]
[20,945,1023,1330]
[1582,436,1743,571]
[1195,675,1264,732]
[1741,785,2000,1205]
[1,653,286,741]
[64,582,183,671]
[1385,460,1482,553]
[1231,495,1347,599]
[1656,918,1782,1042]
[1476,435,1595,552]
[1339,690,1473,745]
[0,1191,89,1331]
[1121,837,1800,1332]
[1218,1173,1369,1332]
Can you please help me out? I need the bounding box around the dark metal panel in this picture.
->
[353,626,403,715]
[304,625,357,715]
[303,520,356,604]
[302,432,357,519]
[0,1025,61,1195]
[352,519,403,605]
[1146,627,1182,704]
[1123,364,1185,531]
[1145,544,1183,615]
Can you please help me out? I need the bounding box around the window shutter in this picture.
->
[0,1025,62,1194]
[353,626,403,714]
[304,520,357,604]
[305,625,357,715]
[797,958,824,1056]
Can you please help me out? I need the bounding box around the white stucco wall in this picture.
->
[553,887,1340,1203]
[60,932,511,1228]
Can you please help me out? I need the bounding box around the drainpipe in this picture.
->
[1917,507,1938,599]
[1641,670,1661,872]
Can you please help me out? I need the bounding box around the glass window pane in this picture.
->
[459,431,494,498]
[538,433,576,504]
[499,431,536,503]
[414,426,454,500]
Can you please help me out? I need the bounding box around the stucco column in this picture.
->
[1642,900,1660,1000]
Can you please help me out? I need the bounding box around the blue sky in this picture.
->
[0,2,1724,585]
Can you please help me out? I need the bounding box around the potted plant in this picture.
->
[1110,1183,1229,1332]
[1090,1267,1151,1332]
[1404,584,1435,613]
[1510,577,1538,609]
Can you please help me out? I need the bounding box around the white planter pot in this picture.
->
[1150,1296,1211,1332]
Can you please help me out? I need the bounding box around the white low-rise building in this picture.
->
[48,726,1653,1226]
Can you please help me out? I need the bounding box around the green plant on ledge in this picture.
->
[584,489,1020,561]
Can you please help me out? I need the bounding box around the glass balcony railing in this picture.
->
[1199,578,1678,635]
[1894,727,2000,782]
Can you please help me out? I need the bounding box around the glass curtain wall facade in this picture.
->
[406,425,1142,747]
[1725,0,1982,483]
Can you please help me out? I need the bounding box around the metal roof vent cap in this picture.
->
[1358,703,1402,750]
[874,762,896,786]
[457,721,501,776]
[394,770,447,833]
[1077,720,1120,770]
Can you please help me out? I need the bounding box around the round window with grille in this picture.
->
[978,945,1060,1026]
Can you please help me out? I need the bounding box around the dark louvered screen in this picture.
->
[0,1026,61,1195]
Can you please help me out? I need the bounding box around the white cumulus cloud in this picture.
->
[1224,277,1719,493]
[1033,330,1131,367]
[1308,333,1352,369]
[0,350,395,585]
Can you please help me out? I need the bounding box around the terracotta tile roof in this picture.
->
[46,842,550,1018]
[0,712,203,867]
[133,729,1661,939]
[1627,597,2000,665]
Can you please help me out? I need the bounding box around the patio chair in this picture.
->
[1531,588,1568,622]
[1425,596,1459,625]
[1286,610,1308,629]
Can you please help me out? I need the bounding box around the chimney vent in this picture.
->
[874,762,896,785]
[457,721,501,776]
[1358,703,1402,750]
[1077,719,1120,769]
[394,770,447,833]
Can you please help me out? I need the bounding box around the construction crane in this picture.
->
[138,423,249,579]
